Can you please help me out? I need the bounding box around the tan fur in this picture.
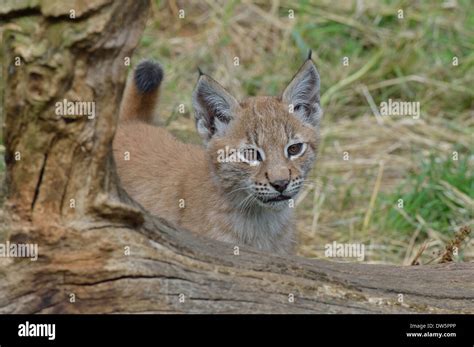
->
[114,59,321,254]
[119,75,160,123]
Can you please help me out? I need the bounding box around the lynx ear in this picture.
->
[282,58,322,127]
[192,74,240,143]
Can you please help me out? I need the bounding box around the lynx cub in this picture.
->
[114,53,322,254]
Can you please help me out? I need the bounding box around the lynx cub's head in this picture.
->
[192,55,321,211]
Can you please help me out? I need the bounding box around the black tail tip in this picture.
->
[134,60,164,93]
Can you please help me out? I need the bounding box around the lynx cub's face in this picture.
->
[193,58,322,212]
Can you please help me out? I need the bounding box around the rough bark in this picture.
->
[0,0,472,314]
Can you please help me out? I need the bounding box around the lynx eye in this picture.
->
[287,143,305,157]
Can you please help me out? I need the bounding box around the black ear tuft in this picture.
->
[307,49,312,60]
[134,60,164,93]
[197,67,204,76]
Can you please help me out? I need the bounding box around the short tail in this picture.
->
[119,60,164,123]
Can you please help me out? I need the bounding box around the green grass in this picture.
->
[376,153,473,239]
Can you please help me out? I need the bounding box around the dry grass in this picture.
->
[297,115,472,263]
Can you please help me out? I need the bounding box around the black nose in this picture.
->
[270,179,289,193]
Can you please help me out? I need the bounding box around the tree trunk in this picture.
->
[0,0,472,314]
